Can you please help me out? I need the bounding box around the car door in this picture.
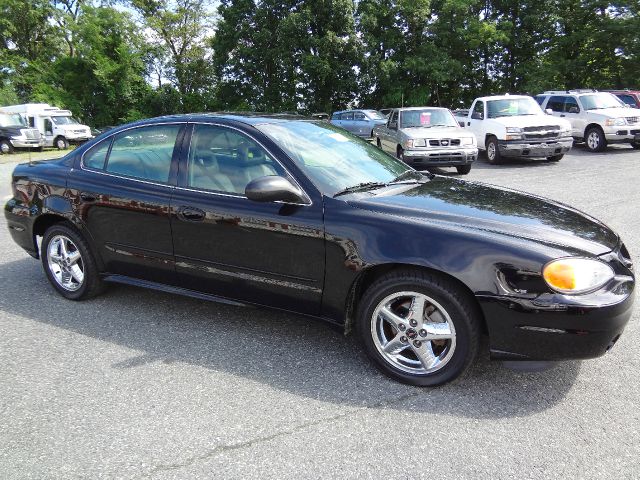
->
[330,112,342,128]
[340,111,355,134]
[68,122,185,284]
[563,96,584,137]
[170,122,325,315]
[353,111,368,137]
[382,110,398,152]
[467,101,485,149]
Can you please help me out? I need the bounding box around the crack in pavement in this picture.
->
[141,390,422,479]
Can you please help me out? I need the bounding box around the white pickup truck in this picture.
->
[453,95,573,164]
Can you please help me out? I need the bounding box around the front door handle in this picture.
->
[178,206,206,222]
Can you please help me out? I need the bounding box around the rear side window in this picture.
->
[84,139,111,170]
[332,113,342,120]
[343,112,354,120]
[105,124,181,183]
[354,112,366,120]
[617,94,636,107]
[565,96,580,113]
[547,96,566,112]
[534,96,545,105]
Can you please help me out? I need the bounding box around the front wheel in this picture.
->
[456,165,472,175]
[357,269,480,386]
[41,223,104,300]
[376,138,382,149]
[485,137,503,164]
[631,142,640,150]
[547,154,564,161]
[585,127,606,152]
[0,139,14,154]
[397,146,405,162]
[55,136,69,150]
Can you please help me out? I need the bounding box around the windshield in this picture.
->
[487,98,542,118]
[256,121,410,196]
[400,109,458,128]
[51,116,79,125]
[365,110,387,120]
[581,93,625,110]
[0,113,27,128]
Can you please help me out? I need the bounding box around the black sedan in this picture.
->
[4,114,635,386]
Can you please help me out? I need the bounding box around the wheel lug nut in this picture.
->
[409,319,418,327]
[419,329,427,337]
[400,336,408,343]
[398,324,406,331]
[413,340,422,348]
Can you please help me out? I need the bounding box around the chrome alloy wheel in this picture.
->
[47,234,84,291]
[587,131,600,150]
[371,291,456,375]
[487,142,496,160]
[1,142,11,154]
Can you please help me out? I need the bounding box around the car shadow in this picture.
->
[0,257,581,419]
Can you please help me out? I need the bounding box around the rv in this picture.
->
[1,104,92,149]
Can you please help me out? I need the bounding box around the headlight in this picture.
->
[560,129,571,137]
[506,127,523,133]
[542,258,614,294]
[413,139,426,147]
[605,118,626,126]
[404,139,413,148]
[461,137,475,146]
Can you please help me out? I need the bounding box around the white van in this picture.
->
[1,104,92,149]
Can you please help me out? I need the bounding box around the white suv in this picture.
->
[535,90,640,152]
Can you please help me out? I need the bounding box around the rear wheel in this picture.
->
[41,223,104,300]
[585,127,606,152]
[456,165,472,175]
[547,154,564,161]
[357,269,480,386]
[486,137,503,164]
[0,139,14,154]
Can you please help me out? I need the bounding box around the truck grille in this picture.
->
[626,117,639,125]
[21,129,42,140]
[428,139,461,147]
[523,125,560,140]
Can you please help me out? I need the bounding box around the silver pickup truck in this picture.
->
[373,107,478,174]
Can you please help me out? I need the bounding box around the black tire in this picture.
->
[485,137,503,164]
[631,142,640,150]
[0,139,15,155]
[356,269,480,386]
[54,136,69,150]
[456,165,472,175]
[376,138,382,149]
[41,223,105,300]
[397,146,405,162]
[547,154,564,161]
[585,127,606,152]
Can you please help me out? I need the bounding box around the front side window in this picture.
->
[105,124,181,183]
[472,101,484,118]
[546,96,565,112]
[343,112,354,121]
[565,97,580,113]
[256,121,409,196]
[187,124,284,194]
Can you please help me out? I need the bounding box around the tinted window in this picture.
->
[534,96,545,105]
[343,112,354,121]
[332,113,342,120]
[84,139,111,170]
[354,112,366,121]
[389,110,398,124]
[187,124,284,195]
[472,101,484,117]
[617,94,637,107]
[105,124,181,183]
[547,96,566,112]
[565,96,580,113]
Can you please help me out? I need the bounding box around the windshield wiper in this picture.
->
[389,170,425,184]
[333,182,388,197]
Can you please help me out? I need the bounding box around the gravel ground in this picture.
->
[0,144,638,479]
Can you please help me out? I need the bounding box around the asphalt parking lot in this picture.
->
[1,144,638,479]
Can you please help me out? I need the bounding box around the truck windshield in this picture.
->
[51,116,79,125]
[400,109,458,128]
[486,98,542,118]
[581,93,625,110]
[0,113,27,127]
[366,110,387,120]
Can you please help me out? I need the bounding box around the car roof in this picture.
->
[475,95,532,101]
[119,112,316,128]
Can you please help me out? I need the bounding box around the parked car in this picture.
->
[311,113,330,121]
[5,114,635,386]
[454,95,573,164]
[603,90,640,109]
[535,90,640,151]
[0,111,43,154]
[374,107,477,174]
[330,109,387,138]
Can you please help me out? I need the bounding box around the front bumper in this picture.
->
[10,138,44,148]
[604,127,640,143]
[403,147,478,167]
[479,274,634,361]
[497,137,573,158]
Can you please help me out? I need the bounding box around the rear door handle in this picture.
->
[178,206,206,222]
[560,114,566,117]
[79,192,97,202]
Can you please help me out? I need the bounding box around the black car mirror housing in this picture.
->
[245,175,307,204]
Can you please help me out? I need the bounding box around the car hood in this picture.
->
[348,177,618,256]
[400,126,475,139]
[490,115,572,129]
[586,107,639,119]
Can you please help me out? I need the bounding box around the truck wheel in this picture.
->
[376,138,382,149]
[486,137,503,165]
[0,139,14,154]
[397,146,406,162]
[547,154,564,161]
[456,165,472,174]
[55,136,69,150]
[631,142,640,150]
[585,127,606,152]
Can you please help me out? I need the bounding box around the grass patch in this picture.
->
[0,147,76,165]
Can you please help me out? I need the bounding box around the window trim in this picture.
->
[79,122,185,188]
[177,121,312,207]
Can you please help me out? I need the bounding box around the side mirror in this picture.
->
[471,112,483,120]
[568,106,579,114]
[545,108,553,115]
[458,121,465,127]
[245,175,307,204]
